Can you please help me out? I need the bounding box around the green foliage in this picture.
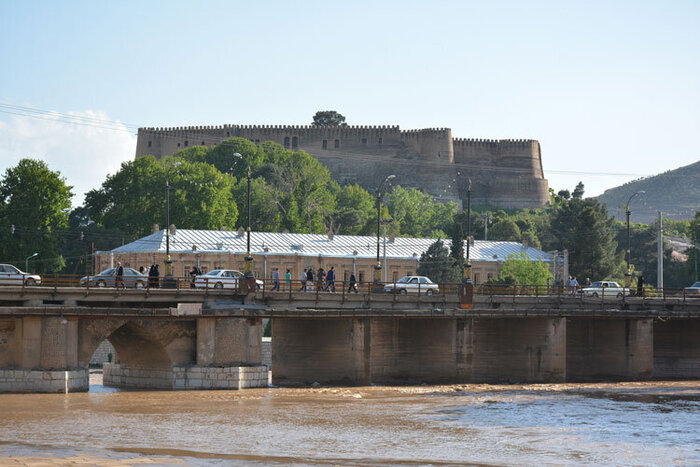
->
[0,159,73,273]
[549,197,623,280]
[387,186,457,237]
[331,183,376,235]
[497,252,553,286]
[489,218,521,241]
[85,156,237,239]
[416,239,462,283]
[311,110,347,126]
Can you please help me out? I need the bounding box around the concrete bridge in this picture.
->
[0,286,698,392]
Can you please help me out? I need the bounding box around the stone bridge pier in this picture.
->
[0,316,266,393]
[271,316,697,385]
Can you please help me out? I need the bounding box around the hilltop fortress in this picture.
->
[135,124,549,208]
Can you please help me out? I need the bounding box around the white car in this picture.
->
[194,269,263,290]
[581,281,629,298]
[384,275,439,295]
[684,282,700,297]
[0,263,41,286]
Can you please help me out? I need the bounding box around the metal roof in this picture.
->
[108,229,553,263]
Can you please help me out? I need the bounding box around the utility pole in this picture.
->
[657,211,663,291]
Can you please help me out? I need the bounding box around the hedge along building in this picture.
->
[96,230,562,287]
[135,124,549,209]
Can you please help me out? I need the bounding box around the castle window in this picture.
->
[284,137,290,148]
[378,137,382,146]
[292,136,298,149]
[148,140,152,148]
[202,141,205,145]
[226,131,230,137]
[255,139,259,143]
[322,140,328,149]
[334,139,340,149]
[177,143,181,147]
[184,140,189,147]
[361,138,367,145]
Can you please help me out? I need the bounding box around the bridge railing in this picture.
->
[1,274,698,301]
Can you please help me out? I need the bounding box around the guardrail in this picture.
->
[1,275,699,301]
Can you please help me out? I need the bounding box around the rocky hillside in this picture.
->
[597,161,700,223]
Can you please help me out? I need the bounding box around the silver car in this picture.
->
[0,263,41,286]
[384,275,439,295]
[80,267,147,288]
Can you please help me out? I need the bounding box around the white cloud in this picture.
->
[0,110,137,207]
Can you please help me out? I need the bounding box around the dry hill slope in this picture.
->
[597,161,700,223]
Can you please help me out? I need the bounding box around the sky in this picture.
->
[1,0,698,207]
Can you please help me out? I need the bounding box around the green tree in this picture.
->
[416,239,462,283]
[0,159,73,272]
[489,218,521,241]
[387,186,456,237]
[85,156,238,239]
[549,197,623,280]
[331,183,376,235]
[572,182,585,200]
[311,110,347,126]
[497,252,553,286]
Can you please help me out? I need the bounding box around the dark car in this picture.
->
[80,267,147,288]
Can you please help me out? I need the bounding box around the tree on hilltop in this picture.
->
[312,111,347,126]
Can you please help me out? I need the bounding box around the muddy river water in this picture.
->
[0,374,698,466]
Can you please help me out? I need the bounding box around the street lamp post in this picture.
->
[374,175,395,291]
[624,190,645,288]
[233,153,254,283]
[460,179,474,309]
[463,178,472,283]
[25,252,38,273]
[161,180,177,288]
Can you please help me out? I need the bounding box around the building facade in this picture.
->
[135,124,549,209]
[97,230,561,287]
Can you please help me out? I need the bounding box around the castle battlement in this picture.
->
[135,122,549,209]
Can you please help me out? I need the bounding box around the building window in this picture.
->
[255,139,260,143]
[359,271,365,283]
[361,138,367,145]
[378,137,382,146]
[334,139,340,148]
[322,140,328,149]
[148,140,152,148]
[474,273,480,286]
[392,271,398,282]
[292,136,298,149]
[284,137,290,148]
[184,140,189,147]
[487,273,493,280]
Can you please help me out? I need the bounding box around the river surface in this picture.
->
[0,374,698,466]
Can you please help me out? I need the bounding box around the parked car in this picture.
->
[193,269,263,290]
[580,281,629,298]
[0,263,41,286]
[384,275,439,295]
[80,268,147,288]
[684,282,700,297]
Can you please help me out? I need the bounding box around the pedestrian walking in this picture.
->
[348,272,358,293]
[272,268,280,291]
[116,262,124,288]
[326,266,336,293]
[306,269,314,292]
[317,267,325,292]
[189,266,198,288]
[285,269,291,291]
[299,269,307,292]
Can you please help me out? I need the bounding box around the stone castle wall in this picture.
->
[135,124,549,208]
